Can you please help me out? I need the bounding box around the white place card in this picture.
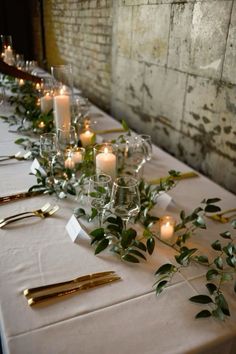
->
[66,214,89,243]
[30,158,46,176]
[157,193,172,211]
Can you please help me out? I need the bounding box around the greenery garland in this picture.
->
[1,75,235,321]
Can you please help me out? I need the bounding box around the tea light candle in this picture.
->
[53,89,71,130]
[40,93,53,114]
[79,129,94,147]
[19,79,24,86]
[65,156,75,169]
[160,216,175,242]
[38,121,45,129]
[72,150,83,164]
[96,146,116,179]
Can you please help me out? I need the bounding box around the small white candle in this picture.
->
[40,93,53,114]
[79,129,94,147]
[65,156,75,169]
[72,151,83,163]
[19,79,24,86]
[38,121,45,129]
[53,90,71,130]
[96,147,116,179]
[160,216,175,242]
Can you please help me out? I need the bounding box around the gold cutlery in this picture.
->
[27,275,121,306]
[0,203,51,224]
[206,208,236,223]
[0,205,59,228]
[0,151,31,162]
[149,171,199,185]
[0,190,45,205]
[95,128,126,135]
[23,270,116,297]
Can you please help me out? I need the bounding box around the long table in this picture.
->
[0,100,236,354]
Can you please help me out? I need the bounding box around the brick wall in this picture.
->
[43,0,113,111]
[36,0,236,193]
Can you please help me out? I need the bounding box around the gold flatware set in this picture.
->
[0,190,45,205]
[206,208,236,223]
[23,271,121,306]
[0,203,59,228]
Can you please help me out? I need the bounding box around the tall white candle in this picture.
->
[40,93,53,114]
[96,147,116,179]
[79,129,94,147]
[4,46,14,65]
[53,91,71,130]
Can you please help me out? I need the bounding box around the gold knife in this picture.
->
[23,270,116,297]
[0,190,45,205]
[27,275,121,306]
[149,171,199,185]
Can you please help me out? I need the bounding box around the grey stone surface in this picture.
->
[143,65,187,130]
[223,1,236,84]
[116,5,132,58]
[132,5,170,65]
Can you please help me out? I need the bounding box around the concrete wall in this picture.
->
[40,0,236,193]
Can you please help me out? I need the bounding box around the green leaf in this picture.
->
[220,231,231,239]
[121,119,129,131]
[206,269,219,281]
[122,254,139,263]
[206,283,217,295]
[214,256,223,270]
[205,205,221,213]
[106,217,121,225]
[89,208,98,221]
[133,240,146,252]
[231,220,236,229]
[215,294,230,316]
[221,272,233,281]
[121,228,136,248]
[212,307,225,321]
[195,255,209,264]
[90,228,105,238]
[175,248,197,265]
[128,249,146,261]
[206,198,221,204]
[155,263,175,276]
[189,295,213,304]
[180,210,185,220]
[193,216,206,229]
[223,244,233,257]
[14,138,27,144]
[74,208,86,218]
[155,280,168,295]
[147,237,155,255]
[195,310,212,319]
[226,256,236,268]
[211,240,222,251]
[94,238,109,255]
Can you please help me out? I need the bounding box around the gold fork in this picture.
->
[0,203,51,224]
[0,205,59,228]
[207,208,236,223]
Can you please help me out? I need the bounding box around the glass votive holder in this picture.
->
[159,216,176,244]
[79,127,95,148]
[94,143,117,180]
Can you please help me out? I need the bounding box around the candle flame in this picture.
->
[85,130,91,136]
[7,45,11,50]
[104,147,109,154]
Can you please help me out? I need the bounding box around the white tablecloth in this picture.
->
[0,102,236,354]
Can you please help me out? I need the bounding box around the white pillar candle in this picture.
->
[79,129,94,147]
[4,46,14,65]
[160,216,175,242]
[53,92,71,130]
[40,93,53,114]
[96,147,116,180]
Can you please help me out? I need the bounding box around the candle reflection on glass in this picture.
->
[79,129,95,147]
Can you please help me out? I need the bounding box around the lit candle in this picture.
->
[19,79,24,86]
[96,146,116,179]
[40,93,53,114]
[38,121,45,129]
[4,46,14,65]
[64,156,75,169]
[53,89,71,130]
[35,83,41,91]
[72,151,83,163]
[160,216,176,242]
[79,129,95,147]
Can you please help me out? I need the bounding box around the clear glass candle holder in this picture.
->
[94,143,117,180]
[79,126,95,148]
[159,216,176,244]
